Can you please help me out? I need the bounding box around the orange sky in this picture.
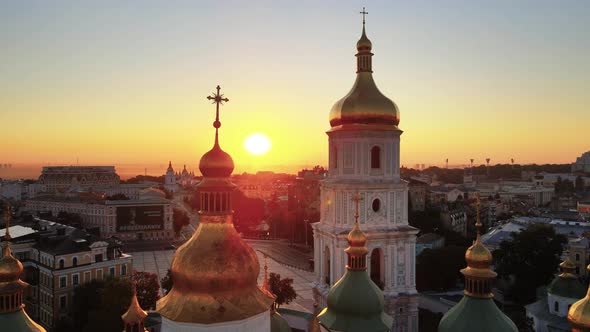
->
[1,2,589,176]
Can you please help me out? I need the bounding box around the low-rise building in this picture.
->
[1,219,132,331]
[440,207,467,236]
[23,188,174,241]
[526,258,586,332]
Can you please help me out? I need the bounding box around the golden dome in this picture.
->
[0,244,23,283]
[329,23,399,129]
[356,26,372,51]
[464,239,492,269]
[345,221,369,257]
[122,286,148,325]
[560,256,578,279]
[157,217,274,323]
[199,140,234,178]
[569,264,590,330]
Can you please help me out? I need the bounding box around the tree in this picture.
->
[161,269,173,295]
[71,277,132,332]
[133,271,161,310]
[416,246,466,292]
[493,224,567,304]
[172,208,190,236]
[268,272,297,308]
[233,190,266,234]
[418,308,443,332]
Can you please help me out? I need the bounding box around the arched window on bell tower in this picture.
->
[371,146,381,169]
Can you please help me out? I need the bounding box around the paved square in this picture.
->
[132,243,316,313]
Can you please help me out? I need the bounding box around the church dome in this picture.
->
[465,240,492,269]
[198,143,234,178]
[329,22,400,129]
[548,257,586,299]
[568,265,590,330]
[0,252,22,283]
[329,74,399,128]
[356,26,372,51]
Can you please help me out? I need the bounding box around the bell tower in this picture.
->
[312,9,419,332]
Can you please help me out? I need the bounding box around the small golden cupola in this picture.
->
[461,196,496,298]
[329,7,400,130]
[156,86,275,326]
[569,264,590,331]
[121,281,148,332]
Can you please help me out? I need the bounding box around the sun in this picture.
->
[244,133,271,155]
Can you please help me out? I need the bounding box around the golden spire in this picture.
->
[460,194,496,298]
[356,7,372,71]
[569,264,590,331]
[3,203,12,257]
[122,281,148,327]
[345,192,368,270]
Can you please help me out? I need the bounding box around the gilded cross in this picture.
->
[352,192,363,221]
[207,85,229,128]
[475,193,482,232]
[360,7,368,25]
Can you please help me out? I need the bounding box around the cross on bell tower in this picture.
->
[360,7,368,25]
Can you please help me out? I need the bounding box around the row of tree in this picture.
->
[56,271,160,332]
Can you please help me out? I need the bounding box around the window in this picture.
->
[59,295,67,310]
[371,146,381,169]
[72,274,79,286]
[372,199,381,212]
[73,257,78,267]
[576,254,580,262]
[97,269,103,280]
[59,259,64,269]
[121,264,127,276]
[95,254,103,262]
[59,276,67,288]
[554,301,559,312]
[109,267,115,277]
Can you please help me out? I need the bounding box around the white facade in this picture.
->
[164,162,179,193]
[161,309,271,332]
[312,128,419,332]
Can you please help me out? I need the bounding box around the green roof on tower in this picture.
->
[317,193,393,332]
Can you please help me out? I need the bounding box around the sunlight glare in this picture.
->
[244,133,272,155]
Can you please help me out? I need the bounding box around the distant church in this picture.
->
[311,12,419,332]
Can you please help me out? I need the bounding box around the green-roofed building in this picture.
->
[526,257,586,332]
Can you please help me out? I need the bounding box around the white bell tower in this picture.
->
[312,10,419,332]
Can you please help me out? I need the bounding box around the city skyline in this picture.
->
[1,1,589,175]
